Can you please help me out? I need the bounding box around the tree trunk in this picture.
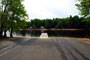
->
[0,30,3,37]
[4,29,7,37]
[0,25,4,37]
[0,15,3,37]
[10,29,13,37]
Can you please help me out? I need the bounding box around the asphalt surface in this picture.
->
[0,37,90,60]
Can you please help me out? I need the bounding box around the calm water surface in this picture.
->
[7,30,90,38]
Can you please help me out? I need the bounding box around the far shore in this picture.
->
[21,28,85,31]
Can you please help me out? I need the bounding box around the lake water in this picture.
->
[7,30,90,38]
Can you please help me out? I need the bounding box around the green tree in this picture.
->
[0,0,28,37]
[76,0,90,29]
[8,0,28,37]
[31,19,41,28]
[45,19,53,28]
[76,0,90,17]
[70,15,80,28]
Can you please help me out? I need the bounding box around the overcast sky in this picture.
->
[23,0,79,19]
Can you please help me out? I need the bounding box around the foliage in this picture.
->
[75,0,90,29]
[0,0,28,37]
[76,0,90,17]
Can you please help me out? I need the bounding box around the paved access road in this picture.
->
[0,37,90,60]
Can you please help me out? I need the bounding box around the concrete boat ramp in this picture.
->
[0,37,90,60]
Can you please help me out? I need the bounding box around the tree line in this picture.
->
[0,0,28,37]
[26,15,89,29]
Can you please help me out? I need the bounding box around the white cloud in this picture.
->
[23,0,79,19]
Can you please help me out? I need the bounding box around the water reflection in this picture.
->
[45,30,90,38]
[7,30,90,38]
